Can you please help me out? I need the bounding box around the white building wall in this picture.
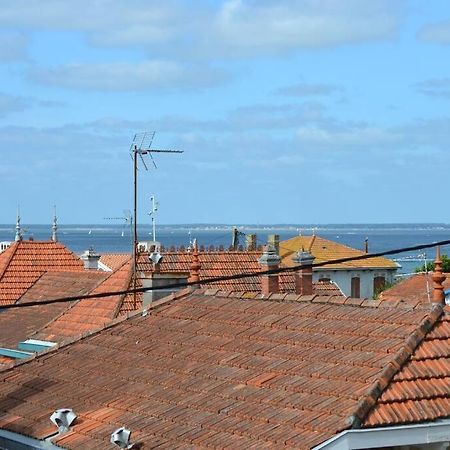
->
[313,269,396,298]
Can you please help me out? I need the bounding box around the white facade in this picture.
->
[313,268,397,299]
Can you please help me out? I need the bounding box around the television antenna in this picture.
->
[104,210,133,239]
[129,132,183,308]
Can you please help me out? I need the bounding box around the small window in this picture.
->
[351,277,360,298]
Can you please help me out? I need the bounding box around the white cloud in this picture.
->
[416,79,450,99]
[275,83,343,97]
[30,60,230,91]
[0,93,61,117]
[0,0,403,59]
[209,0,402,56]
[417,20,450,44]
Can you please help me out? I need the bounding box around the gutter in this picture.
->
[0,429,62,450]
[313,419,450,450]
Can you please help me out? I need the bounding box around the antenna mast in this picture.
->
[149,195,159,242]
[130,132,183,309]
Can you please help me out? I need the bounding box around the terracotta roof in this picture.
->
[379,272,450,305]
[0,241,84,306]
[32,257,133,343]
[137,250,342,296]
[0,289,445,449]
[0,271,106,349]
[99,253,130,271]
[364,307,450,427]
[280,235,398,270]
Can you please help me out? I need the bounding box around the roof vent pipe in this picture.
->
[50,408,77,434]
[111,426,134,449]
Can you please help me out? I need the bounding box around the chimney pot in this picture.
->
[258,245,281,295]
[81,247,101,270]
[267,234,280,254]
[292,249,315,296]
[432,246,446,305]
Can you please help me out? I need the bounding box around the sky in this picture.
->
[1,0,450,225]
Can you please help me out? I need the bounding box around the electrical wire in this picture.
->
[1,238,449,310]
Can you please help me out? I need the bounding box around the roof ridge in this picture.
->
[112,259,134,318]
[0,241,19,283]
[346,303,444,429]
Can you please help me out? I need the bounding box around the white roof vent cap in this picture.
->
[50,408,77,433]
[111,426,134,449]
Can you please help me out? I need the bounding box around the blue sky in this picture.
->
[1,0,450,225]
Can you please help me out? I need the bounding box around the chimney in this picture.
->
[267,234,280,254]
[81,247,100,270]
[432,246,446,305]
[188,239,201,285]
[292,249,315,295]
[258,245,281,295]
[246,234,256,251]
[364,238,368,254]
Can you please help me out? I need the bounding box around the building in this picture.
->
[0,241,135,367]
[279,234,398,298]
[0,283,449,449]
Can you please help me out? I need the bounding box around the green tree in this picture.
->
[415,254,450,273]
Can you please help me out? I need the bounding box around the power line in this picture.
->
[1,238,449,310]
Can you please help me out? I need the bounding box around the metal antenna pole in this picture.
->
[129,132,183,310]
[133,146,138,309]
[149,195,158,243]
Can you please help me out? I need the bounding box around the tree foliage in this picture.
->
[415,254,450,273]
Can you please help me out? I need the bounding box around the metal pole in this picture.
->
[151,195,156,242]
[133,146,138,309]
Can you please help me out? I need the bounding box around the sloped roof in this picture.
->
[0,271,106,349]
[380,273,450,304]
[0,241,84,306]
[364,308,450,427]
[0,289,445,449]
[280,235,398,270]
[99,253,130,271]
[136,250,342,295]
[31,257,133,343]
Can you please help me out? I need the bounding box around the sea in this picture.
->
[1,223,450,276]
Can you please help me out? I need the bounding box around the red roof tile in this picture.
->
[364,310,450,428]
[380,272,450,305]
[0,271,107,349]
[0,289,443,449]
[33,257,133,343]
[0,241,85,306]
[137,250,342,296]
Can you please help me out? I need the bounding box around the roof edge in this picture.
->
[346,303,444,429]
[0,241,18,283]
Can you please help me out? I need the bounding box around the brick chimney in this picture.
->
[81,247,100,270]
[292,249,315,295]
[258,245,281,295]
[432,246,446,305]
[267,234,280,254]
[246,234,257,251]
